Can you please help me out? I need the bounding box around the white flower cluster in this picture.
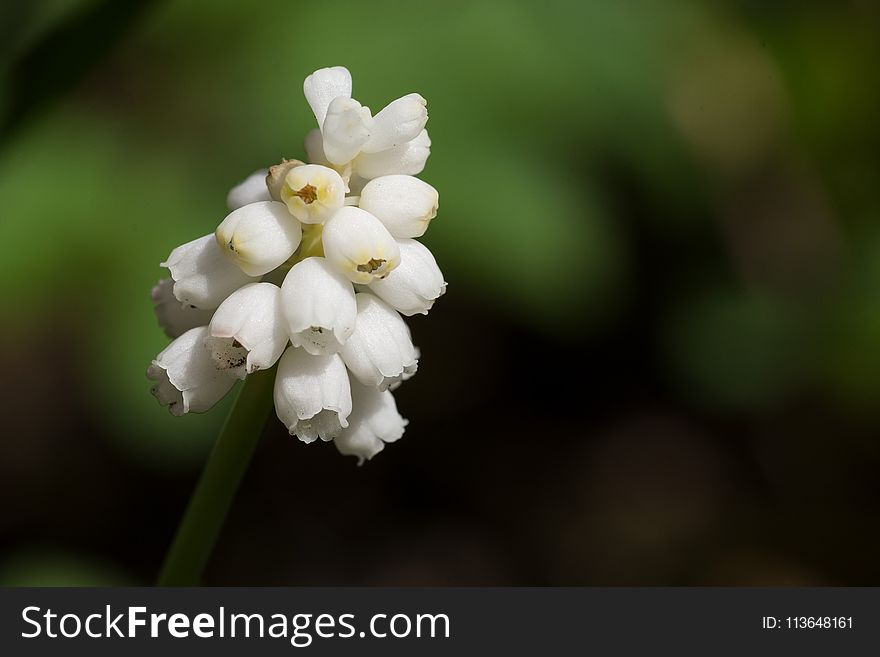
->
[147,67,445,464]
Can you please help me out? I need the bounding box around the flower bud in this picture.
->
[280,164,346,225]
[322,207,400,284]
[162,234,257,309]
[322,96,373,165]
[215,201,303,276]
[353,129,431,179]
[280,257,357,355]
[303,66,352,127]
[208,282,288,374]
[340,293,418,390]
[226,169,271,211]
[368,239,446,316]
[335,381,407,465]
[361,93,427,153]
[274,347,352,443]
[358,174,438,238]
[147,326,239,416]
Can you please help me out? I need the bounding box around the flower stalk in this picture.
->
[157,368,275,586]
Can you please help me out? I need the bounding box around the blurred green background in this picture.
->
[1,0,879,585]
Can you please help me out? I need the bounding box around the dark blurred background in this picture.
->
[1,0,879,585]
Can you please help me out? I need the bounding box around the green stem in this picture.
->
[158,368,275,586]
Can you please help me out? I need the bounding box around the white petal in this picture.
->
[321,96,373,165]
[162,234,257,309]
[358,174,438,238]
[215,201,302,276]
[322,206,401,284]
[361,93,427,153]
[209,282,288,373]
[335,381,407,464]
[202,335,249,380]
[280,257,357,355]
[303,129,352,187]
[304,128,326,164]
[280,164,346,225]
[340,292,418,390]
[273,347,352,443]
[226,169,271,211]
[368,239,446,316]
[303,66,352,127]
[353,129,431,180]
[151,278,214,338]
[146,326,238,415]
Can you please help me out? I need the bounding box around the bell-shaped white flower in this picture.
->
[322,96,373,165]
[215,200,302,276]
[226,169,271,210]
[353,129,431,180]
[274,347,352,443]
[358,174,438,238]
[162,234,257,309]
[340,293,418,390]
[335,381,407,464]
[147,326,239,416]
[368,239,446,316]
[322,206,401,284]
[208,282,288,374]
[303,66,352,127]
[280,164,346,224]
[151,278,214,339]
[361,94,427,154]
[280,257,356,355]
